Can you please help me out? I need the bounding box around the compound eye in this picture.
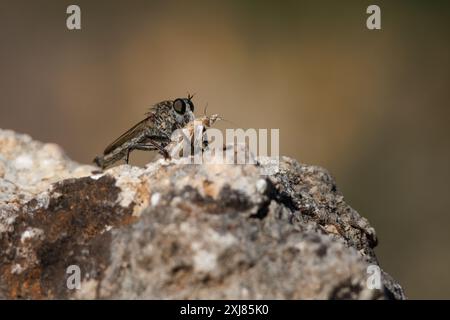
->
[173,99,186,114]
[188,100,195,112]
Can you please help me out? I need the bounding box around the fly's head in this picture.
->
[172,95,195,126]
[151,96,195,134]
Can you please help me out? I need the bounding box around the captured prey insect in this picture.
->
[93,95,195,169]
[166,112,222,159]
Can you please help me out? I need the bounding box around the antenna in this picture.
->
[187,92,196,101]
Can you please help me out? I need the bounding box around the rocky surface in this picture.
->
[0,129,405,299]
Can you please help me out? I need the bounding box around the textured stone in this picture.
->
[0,129,405,299]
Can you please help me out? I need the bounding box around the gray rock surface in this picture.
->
[0,129,405,299]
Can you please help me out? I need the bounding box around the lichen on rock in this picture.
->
[0,128,405,299]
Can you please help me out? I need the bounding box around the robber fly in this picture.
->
[93,95,195,169]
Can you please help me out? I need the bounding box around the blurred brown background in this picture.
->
[1,0,449,298]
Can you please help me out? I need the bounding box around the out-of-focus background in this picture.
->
[0,0,449,298]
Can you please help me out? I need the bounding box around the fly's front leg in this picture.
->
[146,134,172,159]
[135,140,171,160]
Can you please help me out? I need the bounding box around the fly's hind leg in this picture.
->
[125,149,130,164]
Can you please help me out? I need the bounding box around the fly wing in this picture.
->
[103,117,151,155]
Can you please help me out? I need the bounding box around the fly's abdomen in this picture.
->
[94,148,127,169]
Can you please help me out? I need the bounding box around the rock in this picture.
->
[0,128,405,299]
